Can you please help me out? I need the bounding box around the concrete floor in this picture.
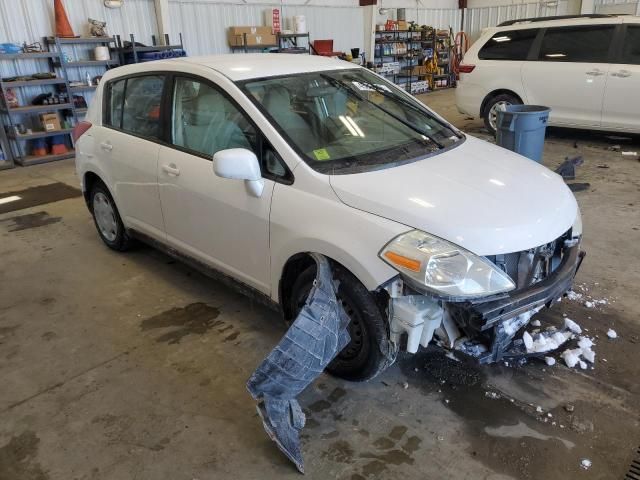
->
[0,88,639,480]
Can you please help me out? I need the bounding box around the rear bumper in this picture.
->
[455,80,486,118]
[449,242,585,363]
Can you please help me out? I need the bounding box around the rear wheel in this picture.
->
[288,262,392,381]
[89,182,134,251]
[483,93,521,136]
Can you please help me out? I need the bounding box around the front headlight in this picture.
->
[379,230,516,299]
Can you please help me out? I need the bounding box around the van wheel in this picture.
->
[90,182,133,251]
[483,93,521,135]
[288,263,392,382]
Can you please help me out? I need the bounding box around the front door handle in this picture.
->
[100,141,113,152]
[611,70,632,78]
[162,164,180,176]
[586,69,605,76]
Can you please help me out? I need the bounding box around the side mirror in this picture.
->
[213,148,264,197]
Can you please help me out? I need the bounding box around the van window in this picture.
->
[478,29,539,60]
[171,77,257,158]
[539,26,614,63]
[622,26,640,65]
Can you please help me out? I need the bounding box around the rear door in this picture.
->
[521,23,618,128]
[601,23,640,132]
[95,74,166,240]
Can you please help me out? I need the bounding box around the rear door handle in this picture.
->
[162,164,180,176]
[611,70,632,78]
[100,141,113,152]
[586,69,605,76]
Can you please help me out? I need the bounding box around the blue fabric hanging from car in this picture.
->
[247,253,351,473]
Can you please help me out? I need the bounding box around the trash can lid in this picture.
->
[505,105,551,114]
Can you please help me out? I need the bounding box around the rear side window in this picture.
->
[478,29,539,60]
[621,26,640,64]
[106,79,125,128]
[105,75,165,140]
[539,26,614,63]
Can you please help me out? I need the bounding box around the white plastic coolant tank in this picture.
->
[391,296,443,353]
[293,15,307,34]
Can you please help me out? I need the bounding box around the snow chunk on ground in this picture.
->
[523,331,533,351]
[531,319,541,327]
[581,348,595,363]
[545,356,556,366]
[607,329,618,339]
[564,318,582,334]
[566,290,583,301]
[562,349,582,368]
[584,301,594,308]
[581,459,592,470]
[577,337,593,349]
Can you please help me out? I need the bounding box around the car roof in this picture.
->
[108,54,360,82]
[493,14,637,31]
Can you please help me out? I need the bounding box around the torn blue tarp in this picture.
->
[247,253,351,473]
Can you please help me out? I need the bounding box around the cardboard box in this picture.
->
[39,112,61,132]
[397,20,408,31]
[228,26,272,36]
[410,65,427,76]
[228,31,276,47]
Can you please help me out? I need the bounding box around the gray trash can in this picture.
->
[496,105,551,163]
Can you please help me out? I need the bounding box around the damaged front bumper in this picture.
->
[386,240,586,364]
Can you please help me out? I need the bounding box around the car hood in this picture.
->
[329,136,578,256]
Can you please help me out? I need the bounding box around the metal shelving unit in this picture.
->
[114,33,185,64]
[277,33,310,54]
[46,35,120,122]
[373,29,453,94]
[0,49,74,166]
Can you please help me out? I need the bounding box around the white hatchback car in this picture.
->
[456,14,640,134]
[75,54,583,380]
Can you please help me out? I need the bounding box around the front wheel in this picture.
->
[483,93,521,136]
[287,263,392,382]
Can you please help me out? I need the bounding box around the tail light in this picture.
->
[72,121,92,142]
[459,64,476,73]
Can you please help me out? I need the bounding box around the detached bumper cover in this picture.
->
[450,243,585,363]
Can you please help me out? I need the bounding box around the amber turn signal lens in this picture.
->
[384,251,421,272]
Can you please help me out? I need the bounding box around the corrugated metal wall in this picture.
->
[168,0,364,56]
[463,0,580,40]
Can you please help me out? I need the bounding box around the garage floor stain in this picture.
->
[0,431,48,480]
[140,302,221,344]
[0,211,61,232]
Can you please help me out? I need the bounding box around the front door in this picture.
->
[521,24,617,128]
[96,74,166,239]
[157,76,274,294]
[601,24,640,132]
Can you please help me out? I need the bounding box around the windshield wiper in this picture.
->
[342,74,462,140]
[319,74,445,149]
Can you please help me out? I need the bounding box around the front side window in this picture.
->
[621,26,640,65]
[171,77,257,157]
[539,26,615,63]
[478,28,539,60]
[240,69,462,174]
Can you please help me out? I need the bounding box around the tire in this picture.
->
[483,93,521,136]
[287,262,392,382]
[89,181,134,251]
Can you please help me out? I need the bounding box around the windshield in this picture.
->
[239,69,463,174]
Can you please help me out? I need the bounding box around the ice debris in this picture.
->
[566,290,583,301]
[562,349,582,368]
[531,319,541,327]
[607,329,618,339]
[522,329,572,354]
[545,356,556,366]
[580,459,592,470]
[564,318,582,334]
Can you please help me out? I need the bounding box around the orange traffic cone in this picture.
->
[54,0,76,38]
